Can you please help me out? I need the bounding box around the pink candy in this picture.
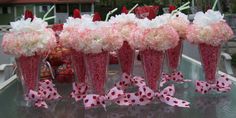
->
[71,50,86,83]
[118,41,135,75]
[199,43,221,84]
[16,55,41,93]
[140,49,164,90]
[85,51,109,94]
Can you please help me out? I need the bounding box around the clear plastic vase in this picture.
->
[84,51,109,95]
[166,40,183,73]
[140,49,164,90]
[118,41,135,75]
[199,43,221,84]
[71,50,86,83]
[15,55,42,96]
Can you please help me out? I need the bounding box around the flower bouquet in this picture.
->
[2,11,57,103]
[134,16,179,90]
[187,10,233,84]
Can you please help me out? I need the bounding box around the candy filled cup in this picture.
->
[140,49,164,90]
[16,55,42,96]
[118,41,135,75]
[71,50,86,83]
[198,43,221,84]
[84,51,109,95]
[166,40,183,73]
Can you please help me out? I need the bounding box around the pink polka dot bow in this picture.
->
[195,75,232,94]
[71,73,190,109]
[26,79,61,108]
[160,71,191,87]
[71,82,124,109]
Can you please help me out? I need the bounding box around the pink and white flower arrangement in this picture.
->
[108,13,138,49]
[168,12,190,38]
[2,17,56,57]
[59,14,94,51]
[134,15,180,51]
[60,16,123,54]
[187,10,234,46]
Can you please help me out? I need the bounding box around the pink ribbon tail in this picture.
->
[160,71,191,87]
[195,75,232,94]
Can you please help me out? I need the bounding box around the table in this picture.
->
[0,55,236,118]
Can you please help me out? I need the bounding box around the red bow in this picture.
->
[160,71,191,87]
[25,79,61,108]
[195,75,232,94]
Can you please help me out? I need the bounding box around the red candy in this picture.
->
[140,49,164,90]
[24,10,34,21]
[166,40,183,72]
[118,41,135,75]
[71,50,86,83]
[73,9,81,18]
[85,51,109,95]
[92,12,101,22]
[199,43,221,84]
[121,6,128,14]
[16,55,41,93]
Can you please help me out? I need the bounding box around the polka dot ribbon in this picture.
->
[71,73,190,109]
[195,75,232,94]
[25,79,61,108]
[70,82,124,109]
[160,71,191,87]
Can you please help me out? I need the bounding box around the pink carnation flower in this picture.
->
[187,10,234,46]
[112,22,138,49]
[135,25,179,51]
[168,13,190,38]
[2,27,56,57]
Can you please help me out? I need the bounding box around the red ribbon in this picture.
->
[71,73,190,109]
[195,75,232,94]
[160,71,191,87]
[25,79,61,108]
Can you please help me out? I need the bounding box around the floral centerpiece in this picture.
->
[2,10,57,107]
[59,9,89,84]
[109,12,137,75]
[187,9,233,93]
[134,15,179,90]
[187,10,233,83]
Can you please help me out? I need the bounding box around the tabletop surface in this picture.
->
[0,56,236,118]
